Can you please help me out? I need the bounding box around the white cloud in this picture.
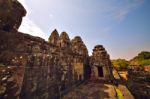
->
[18,0,47,40]
[18,0,144,41]
[19,17,47,40]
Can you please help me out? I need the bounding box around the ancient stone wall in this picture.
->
[0,1,113,99]
[0,29,114,99]
[127,70,150,99]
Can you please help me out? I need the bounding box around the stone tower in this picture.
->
[57,32,74,89]
[71,36,89,82]
[58,32,71,51]
[48,29,59,46]
[90,45,113,81]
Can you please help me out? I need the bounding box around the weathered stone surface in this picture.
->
[58,32,71,51]
[71,36,88,56]
[71,36,90,81]
[48,29,59,46]
[127,69,150,99]
[57,32,74,90]
[90,45,113,81]
[0,0,26,32]
[0,1,115,99]
[0,28,114,99]
[0,59,26,99]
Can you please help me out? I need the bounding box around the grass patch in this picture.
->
[115,87,123,99]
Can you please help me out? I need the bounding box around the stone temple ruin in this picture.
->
[90,45,113,80]
[0,0,114,99]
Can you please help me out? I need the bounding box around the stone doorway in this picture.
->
[97,66,103,77]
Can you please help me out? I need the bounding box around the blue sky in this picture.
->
[18,0,150,60]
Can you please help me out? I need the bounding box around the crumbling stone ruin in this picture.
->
[48,29,59,46]
[0,0,114,99]
[0,0,26,32]
[90,45,113,81]
[71,36,90,81]
[127,67,150,99]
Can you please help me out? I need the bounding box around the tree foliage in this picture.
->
[112,51,150,71]
[130,51,150,66]
[112,59,129,71]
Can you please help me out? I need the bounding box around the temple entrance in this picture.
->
[97,66,103,77]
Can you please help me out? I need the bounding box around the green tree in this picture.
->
[112,59,129,71]
[130,51,150,66]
